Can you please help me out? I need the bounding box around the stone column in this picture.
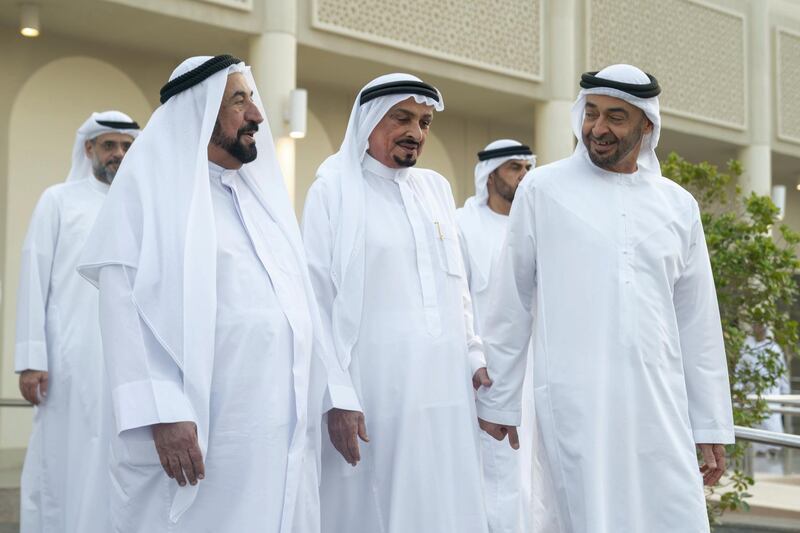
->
[534,0,578,164]
[249,1,298,204]
[738,0,771,197]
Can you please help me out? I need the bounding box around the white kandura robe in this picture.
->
[15,177,113,533]
[96,163,319,532]
[303,155,488,533]
[456,202,536,533]
[477,152,735,533]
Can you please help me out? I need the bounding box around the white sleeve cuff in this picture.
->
[475,401,521,427]
[468,348,487,376]
[112,379,196,435]
[324,384,363,413]
[693,428,735,445]
[14,341,48,373]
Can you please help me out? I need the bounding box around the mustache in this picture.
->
[237,122,259,137]
[396,137,420,148]
[588,133,617,143]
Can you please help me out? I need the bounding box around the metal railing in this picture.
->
[735,426,800,449]
[0,398,32,408]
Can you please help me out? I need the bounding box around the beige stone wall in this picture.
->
[777,28,800,144]
[588,0,747,130]
[312,0,542,81]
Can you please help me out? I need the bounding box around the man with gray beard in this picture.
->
[15,110,139,533]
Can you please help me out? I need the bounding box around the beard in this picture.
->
[583,119,646,171]
[392,137,421,167]
[92,157,121,184]
[211,120,259,164]
[490,171,518,204]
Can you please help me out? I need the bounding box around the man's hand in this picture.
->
[327,408,369,466]
[152,422,205,487]
[472,367,492,390]
[698,443,726,486]
[19,370,48,405]
[478,417,519,450]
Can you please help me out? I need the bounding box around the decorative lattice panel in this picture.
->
[313,0,541,80]
[777,30,800,143]
[589,0,745,129]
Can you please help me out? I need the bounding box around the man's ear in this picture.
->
[644,117,654,134]
[84,139,94,158]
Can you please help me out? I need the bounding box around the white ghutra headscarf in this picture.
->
[462,139,536,209]
[571,63,662,178]
[66,110,140,182]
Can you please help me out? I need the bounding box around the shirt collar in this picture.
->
[362,153,410,182]
[208,160,239,187]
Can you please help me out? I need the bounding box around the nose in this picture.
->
[591,116,610,137]
[246,102,264,125]
[112,144,125,158]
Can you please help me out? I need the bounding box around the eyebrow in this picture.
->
[230,90,253,100]
[585,102,629,116]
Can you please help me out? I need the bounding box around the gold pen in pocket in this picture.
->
[434,221,445,240]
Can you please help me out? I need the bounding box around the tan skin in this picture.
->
[328,98,492,466]
[85,132,134,183]
[487,159,533,216]
[18,133,135,404]
[479,94,727,486]
[147,73,265,489]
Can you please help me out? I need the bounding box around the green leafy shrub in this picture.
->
[662,152,800,526]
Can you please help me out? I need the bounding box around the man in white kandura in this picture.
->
[15,110,139,533]
[477,64,735,533]
[738,324,790,457]
[302,73,490,533]
[77,55,332,532]
[456,139,536,533]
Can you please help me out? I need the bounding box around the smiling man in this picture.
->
[15,111,139,533]
[302,73,489,533]
[477,64,735,532]
[77,55,331,532]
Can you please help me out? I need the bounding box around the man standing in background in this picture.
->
[16,110,139,533]
[457,139,536,533]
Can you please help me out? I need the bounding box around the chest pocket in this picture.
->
[434,221,463,277]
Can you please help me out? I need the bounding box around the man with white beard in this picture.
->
[77,55,331,532]
[457,140,536,533]
[15,110,139,533]
[302,73,490,533]
[477,64,735,533]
